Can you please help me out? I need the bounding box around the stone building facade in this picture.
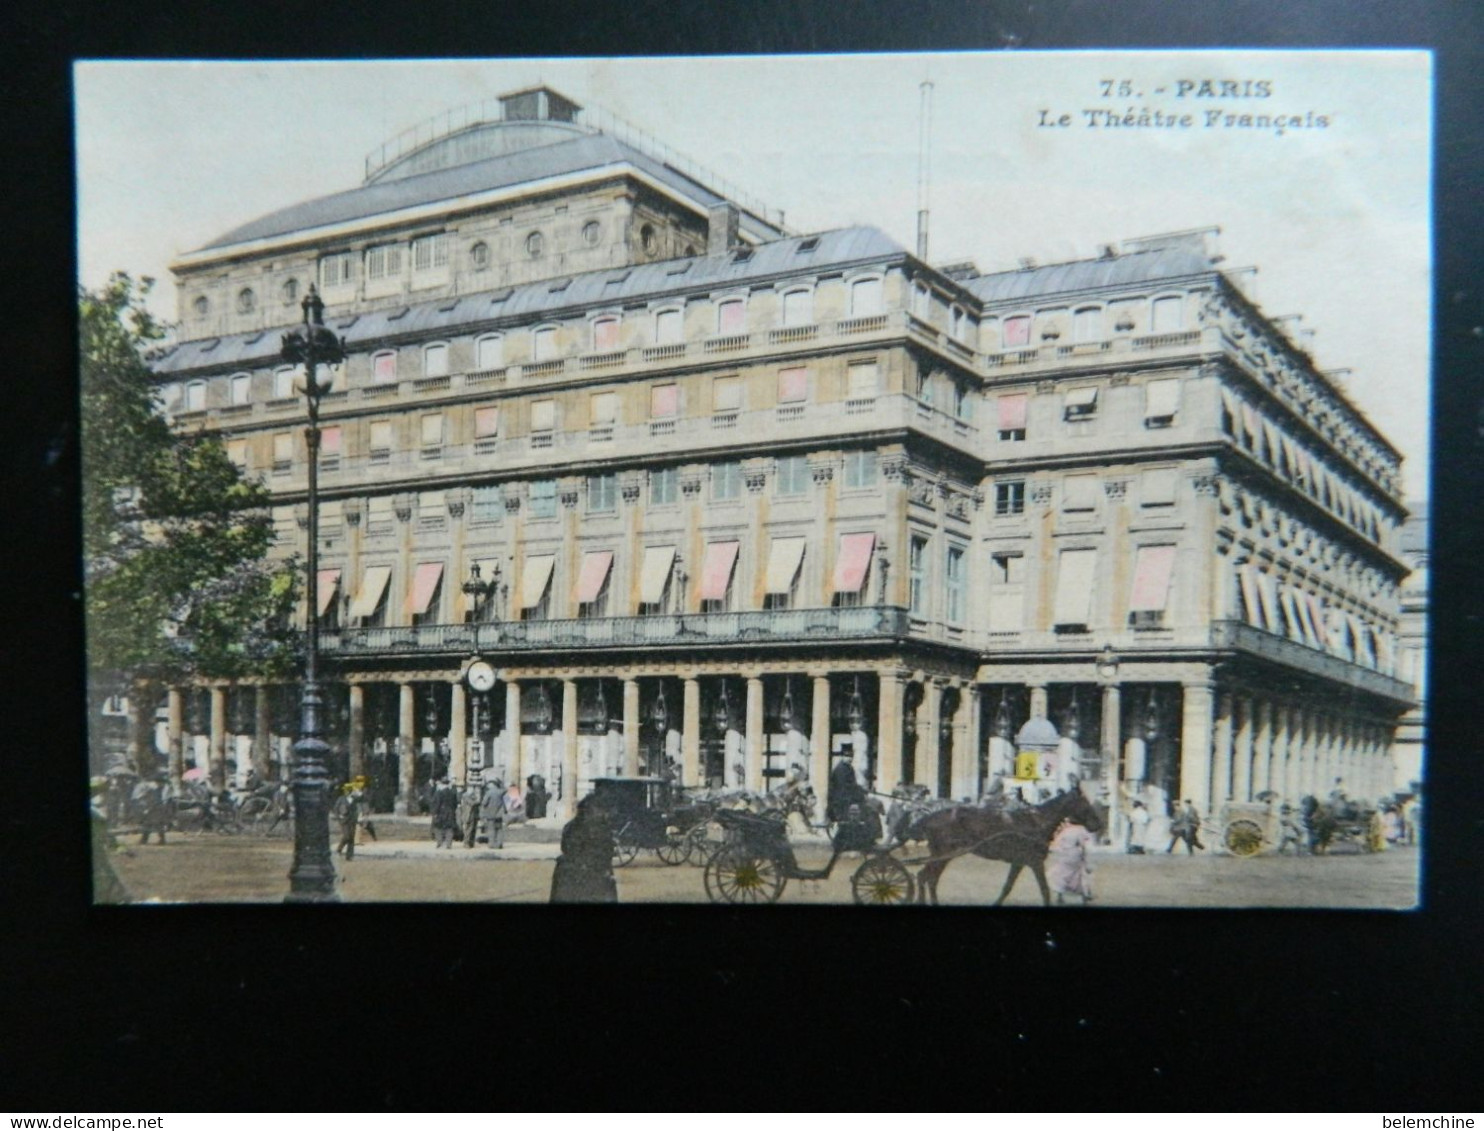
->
[143,86,1415,832]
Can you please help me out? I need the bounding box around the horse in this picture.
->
[914,788,1103,906]
[1300,794,1372,855]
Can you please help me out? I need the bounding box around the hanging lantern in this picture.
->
[712,680,731,735]
[594,681,610,733]
[847,676,865,732]
[1063,689,1081,742]
[1143,689,1160,743]
[651,681,669,733]
[533,681,553,736]
[228,688,248,734]
[992,690,1012,740]
[779,676,796,731]
[422,685,439,735]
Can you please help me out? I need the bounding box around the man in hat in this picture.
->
[132,772,175,845]
[430,776,460,849]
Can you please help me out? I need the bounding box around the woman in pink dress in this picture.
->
[1046,817,1096,905]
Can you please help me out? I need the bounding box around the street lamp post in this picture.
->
[280,284,346,902]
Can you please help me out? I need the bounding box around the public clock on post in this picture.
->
[466,661,496,693]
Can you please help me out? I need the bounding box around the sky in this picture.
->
[75,52,1432,498]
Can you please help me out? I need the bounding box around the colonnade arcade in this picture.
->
[147,657,1403,831]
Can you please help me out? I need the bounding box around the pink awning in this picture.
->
[316,569,341,617]
[777,367,808,403]
[474,407,500,438]
[1002,316,1030,347]
[320,426,342,455]
[651,384,679,418]
[831,533,876,594]
[406,562,444,616]
[593,318,619,351]
[575,550,614,603]
[1128,545,1176,612]
[698,541,740,601]
[718,299,745,334]
[997,394,1028,430]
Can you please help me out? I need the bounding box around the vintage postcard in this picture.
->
[76,52,1429,907]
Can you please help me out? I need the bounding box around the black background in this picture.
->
[2,0,1481,1112]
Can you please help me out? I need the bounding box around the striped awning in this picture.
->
[698,541,740,601]
[831,533,876,594]
[406,562,444,616]
[997,393,1028,430]
[764,537,807,594]
[315,569,341,617]
[575,550,614,604]
[639,546,676,605]
[521,555,556,609]
[349,566,391,618]
[1128,546,1176,612]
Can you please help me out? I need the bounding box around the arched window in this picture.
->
[475,334,504,372]
[1151,295,1184,334]
[592,316,621,352]
[716,297,746,335]
[532,326,558,362]
[582,221,602,246]
[1002,314,1032,349]
[236,288,256,314]
[423,343,449,378]
[526,231,544,258]
[781,288,813,328]
[371,350,397,384]
[850,276,883,317]
[230,373,252,406]
[281,278,299,304]
[640,224,658,256]
[470,241,491,271]
[185,381,207,411]
[273,366,297,399]
[193,295,210,317]
[1073,306,1102,343]
[653,308,683,345]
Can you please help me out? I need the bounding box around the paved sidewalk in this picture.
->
[351,840,560,861]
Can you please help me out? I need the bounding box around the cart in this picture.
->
[590,777,709,867]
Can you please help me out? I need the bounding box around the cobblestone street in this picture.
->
[105,831,1421,908]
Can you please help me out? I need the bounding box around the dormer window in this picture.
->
[411,234,448,272]
[1002,315,1031,348]
[365,243,403,281]
[193,295,210,317]
[1073,306,1102,343]
[850,277,883,317]
[236,288,256,314]
[470,241,491,271]
[526,231,545,258]
[797,236,820,254]
[592,316,620,351]
[781,288,813,328]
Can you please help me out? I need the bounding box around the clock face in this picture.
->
[466,661,496,692]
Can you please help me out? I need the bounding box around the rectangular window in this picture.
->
[950,305,967,341]
[1151,295,1183,334]
[849,277,883,317]
[945,545,966,623]
[654,308,683,345]
[372,352,397,384]
[713,376,742,412]
[320,426,342,456]
[953,383,974,421]
[847,362,879,399]
[909,535,928,616]
[712,461,742,501]
[520,554,556,620]
[1063,386,1099,420]
[763,537,806,610]
[989,552,1024,632]
[350,564,391,626]
[831,533,876,607]
[230,374,252,405]
[369,421,393,456]
[843,450,877,489]
[1073,307,1102,343]
[529,479,557,519]
[995,481,1026,517]
[592,318,620,351]
[698,541,740,612]
[717,298,746,334]
[420,413,444,448]
[185,382,206,411]
[471,485,504,523]
[226,439,247,468]
[639,545,678,613]
[1144,378,1181,427]
[775,455,809,496]
[997,392,1028,440]
[530,399,556,433]
[423,344,449,378]
[649,467,679,506]
[575,550,614,618]
[273,367,296,399]
[411,233,448,271]
[272,433,293,462]
[1002,315,1031,348]
[532,327,558,362]
[777,367,808,404]
[590,392,618,425]
[474,407,500,439]
[650,384,679,418]
[318,252,353,289]
[1128,545,1177,626]
[781,289,813,327]
[1053,548,1098,631]
[1062,474,1099,513]
[365,243,403,280]
[1141,468,1178,508]
[587,474,617,512]
[476,336,504,371]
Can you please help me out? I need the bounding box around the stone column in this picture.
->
[745,676,765,792]
[1179,682,1214,816]
[1246,697,1268,799]
[622,678,641,777]
[810,675,832,792]
[1252,699,1275,801]
[682,677,701,788]
[562,679,580,818]
[505,680,523,787]
[396,681,415,815]
[960,684,983,802]
[918,679,942,794]
[1212,691,1235,813]
[1211,694,1237,807]
[876,670,906,791]
[208,686,228,790]
[167,687,185,788]
[252,685,272,782]
[1101,683,1122,840]
[1028,683,1049,721]
[449,680,468,786]
[347,683,365,780]
[1290,706,1310,798]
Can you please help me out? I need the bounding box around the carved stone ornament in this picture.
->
[393,494,414,522]
[1029,480,1053,508]
[1036,379,1057,395]
[744,469,767,494]
[343,498,364,526]
[446,487,469,519]
[1103,479,1129,500]
[810,461,835,485]
[559,486,579,510]
[680,474,703,499]
[880,456,908,483]
[946,495,969,520]
[294,504,309,531]
[504,493,522,514]
[1109,373,1131,387]
[1190,473,1221,497]
[621,475,643,504]
[907,478,936,507]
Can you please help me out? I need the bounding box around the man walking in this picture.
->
[133,773,174,845]
[430,777,460,849]
[1165,799,1205,854]
[481,779,506,849]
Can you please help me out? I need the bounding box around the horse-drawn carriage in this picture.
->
[1301,794,1382,854]
[590,777,714,867]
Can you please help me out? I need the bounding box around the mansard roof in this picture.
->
[194,131,786,254]
[152,225,907,375]
[964,244,1216,305]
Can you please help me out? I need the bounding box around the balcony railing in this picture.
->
[321,604,913,656]
[1209,619,1414,702]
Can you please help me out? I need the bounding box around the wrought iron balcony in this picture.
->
[320,604,913,657]
[1208,619,1414,703]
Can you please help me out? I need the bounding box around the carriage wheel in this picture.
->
[239,796,270,828]
[1224,819,1265,858]
[685,824,720,867]
[704,847,788,904]
[612,823,640,868]
[851,854,915,906]
[655,831,690,866]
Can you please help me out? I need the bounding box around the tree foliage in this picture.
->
[81,273,301,685]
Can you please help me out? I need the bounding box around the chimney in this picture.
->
[707,203,740,256]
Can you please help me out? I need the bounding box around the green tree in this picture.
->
[81,273,301,770]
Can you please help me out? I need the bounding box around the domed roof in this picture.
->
[1016,716,1061,747]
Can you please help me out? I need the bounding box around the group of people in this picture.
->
[427,776,528,850]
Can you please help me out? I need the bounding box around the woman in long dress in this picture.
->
[1046,817,1096,905]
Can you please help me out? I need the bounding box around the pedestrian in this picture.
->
[481,779,506,849]
[502,781,527,827]
[1047,817,1095,905]
[1382,805,1402,846]
[460,781,483,848]
[1165,800,1204,854]
[132,773,174,845]
[335,782,362,860]
[1126,799,1150,854]
[549,794,618,903]
[525,774,550,820]
[1277,803,1306,855]
[430,776,460,849]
